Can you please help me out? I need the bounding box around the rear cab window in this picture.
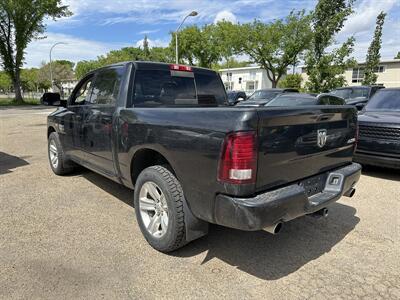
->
[131,65,227,107]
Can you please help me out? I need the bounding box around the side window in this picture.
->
[318,95,331,105]
[90,67,124,105]
[71,76,93,105]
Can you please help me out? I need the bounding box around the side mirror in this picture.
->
[355,103,366,111]
[40,92,66,107]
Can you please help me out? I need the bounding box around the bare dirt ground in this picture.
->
[1,107,399,299]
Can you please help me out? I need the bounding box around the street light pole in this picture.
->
[49,42,67,91]
[175,11,198,64]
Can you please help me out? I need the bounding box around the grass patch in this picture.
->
[0,98,40,106]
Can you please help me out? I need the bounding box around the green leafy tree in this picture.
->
[305,0,356,93]
[75,46,173,79]
[21,68,40,92]
[278,74,303,89]
[0,70,11,92]
[38,60,74,92]
[395,52,400,59]
[142,35,150,60]
[75,60,101,80]
[235,11,313,87]
[147,47,173,63]
[362,12,386,85]
[0,0,71,103]
[172,24,222,68]
[212,58,250,71]
[213,21,239,69]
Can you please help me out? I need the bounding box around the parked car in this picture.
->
[46,61,361,252]
[354,88,400,169]
[330,86,385,110]
[265,93,345,107]
[226,90,247,105]
[237,88,299,107]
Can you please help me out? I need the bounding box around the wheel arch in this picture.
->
[47,126,56,138]
[130,147,177,187]
[130,147,209,243]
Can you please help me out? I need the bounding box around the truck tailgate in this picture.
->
[256,107,357,191]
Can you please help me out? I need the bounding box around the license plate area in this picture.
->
[298,173,328,197]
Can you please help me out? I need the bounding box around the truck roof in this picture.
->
[92,61,218,74]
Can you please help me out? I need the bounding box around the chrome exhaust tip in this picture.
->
[309,208,329,219]
[264,222,283,235]
[344,188,356,198]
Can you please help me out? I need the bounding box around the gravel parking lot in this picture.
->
[1,107,399,299]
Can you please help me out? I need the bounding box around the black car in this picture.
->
[330,86,385,110]
[226,90,247,105]
[45,61,361,252]
[265,93,345,107]
[354,88,400,169]
[237,88,299,107]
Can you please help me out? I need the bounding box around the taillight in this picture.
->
[218,131,258,184]
[170,64,192,72]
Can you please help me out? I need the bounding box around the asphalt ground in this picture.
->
[1,106,399,299]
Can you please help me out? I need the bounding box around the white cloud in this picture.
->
[134,38,169,48]
[57,0,263,25]
[214,10,237,24]
[338,0,400,61]
[138,29,160,35]
[341,0,397,35]
[24,32,127,67]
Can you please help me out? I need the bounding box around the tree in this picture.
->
[75,60,101,80]
[0,0,71,103]
[213,21,239,70]
[395,52,400,59]
[172,24,222,68]
[21,68,40,92]
[212,58,250,71]
[142,35,150,60]
[235,11,313,87]
[0,70,11,92]
[74,46,173,79]
[362,12,386,85]
[305,0,356,93]
[278,74,303,89]
[38,60,74,92]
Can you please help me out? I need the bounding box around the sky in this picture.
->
[24,0,400,68]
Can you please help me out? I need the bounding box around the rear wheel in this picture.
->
[134,165,186,252]
[48,132,74,175]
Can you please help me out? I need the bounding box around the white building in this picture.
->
[219,66,274,95]
[301,59,400,88]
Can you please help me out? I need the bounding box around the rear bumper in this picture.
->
[214,163,361,231]
[354,151,400,169]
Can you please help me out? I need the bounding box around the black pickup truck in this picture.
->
[46,61,361,252]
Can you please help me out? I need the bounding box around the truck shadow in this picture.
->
[79,169,359,281]
[81,170,134,207]
[174,202,359,281]
[0,152,30,175]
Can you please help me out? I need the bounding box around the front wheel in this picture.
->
[48,132,74,175]
[134,165,187,252]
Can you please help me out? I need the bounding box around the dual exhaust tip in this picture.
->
[264,207,330,235]
[264,188,356,235]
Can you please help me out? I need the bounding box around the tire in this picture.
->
[134,165,186,252]
[48,132,74,175]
